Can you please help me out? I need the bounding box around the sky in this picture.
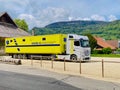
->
[0,0,120,29]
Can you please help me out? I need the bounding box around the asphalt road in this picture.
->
[0,70,81,90]
[0,63,120,90]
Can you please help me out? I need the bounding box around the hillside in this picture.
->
[31,20,120,40]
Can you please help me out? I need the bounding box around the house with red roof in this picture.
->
[94,36,116,51]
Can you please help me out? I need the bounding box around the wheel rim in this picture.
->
[71,55,77,60]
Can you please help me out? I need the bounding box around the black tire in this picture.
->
[70,55,77,61]
[13,54,18,59]
[26,54,31,59]
[23,54,26,59]
[10,54,13,58]
[11,54,14,58]
[51,55,56,59]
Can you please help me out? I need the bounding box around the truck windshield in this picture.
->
[80,39,90,47]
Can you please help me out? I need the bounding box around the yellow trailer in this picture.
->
[5,34,66,55]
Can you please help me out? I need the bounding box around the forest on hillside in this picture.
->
[31,20,120,40]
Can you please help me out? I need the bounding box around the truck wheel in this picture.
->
[26,55,31,59]
[23,54,26,59]
[71,55,77,61]
[18,54,21,59]
[13,54,18,59]
[51,55,56,59]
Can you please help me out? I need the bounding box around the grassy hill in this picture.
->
[31,20,120,40]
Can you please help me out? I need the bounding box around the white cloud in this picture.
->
[68,16,73,21]
[18,7,69,29]
[35,7,69,27]
[68,14,106,21]
[19,14,35,20]
[18,14,41,29]
[91,14,106,21]
[68,16,91,21]
[108,15,117,21]
[39,7,69,22]
[81,17,91,21]
[68,16,76,21]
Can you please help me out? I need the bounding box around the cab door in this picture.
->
[74,40,81,59]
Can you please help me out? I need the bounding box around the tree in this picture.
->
[85,34,97,52]
[14,19,28,32]
[0,37,5,46]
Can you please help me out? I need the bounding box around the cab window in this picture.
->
[74,41,80,46]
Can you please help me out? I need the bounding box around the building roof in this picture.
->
[0,24,30,37]
[0,12,18,27]
[94,36,116,50]
[0,12,30,37]
[106,40,119,48]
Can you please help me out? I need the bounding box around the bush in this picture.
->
[117,48,120,52]
[92,50,103,54]
[92,48,112,54]
[116,48,120,54]
[102,47,112,54]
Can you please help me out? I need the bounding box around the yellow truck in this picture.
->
[5,34,90,60]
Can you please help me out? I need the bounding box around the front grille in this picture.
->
[84,50,89,56]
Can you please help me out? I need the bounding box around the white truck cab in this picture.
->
[58,34,91,60]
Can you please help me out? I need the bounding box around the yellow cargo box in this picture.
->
[5,34,67,55]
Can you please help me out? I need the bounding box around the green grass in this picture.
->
[91,54,120,58]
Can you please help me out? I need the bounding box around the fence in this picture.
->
[22,56,120,79]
